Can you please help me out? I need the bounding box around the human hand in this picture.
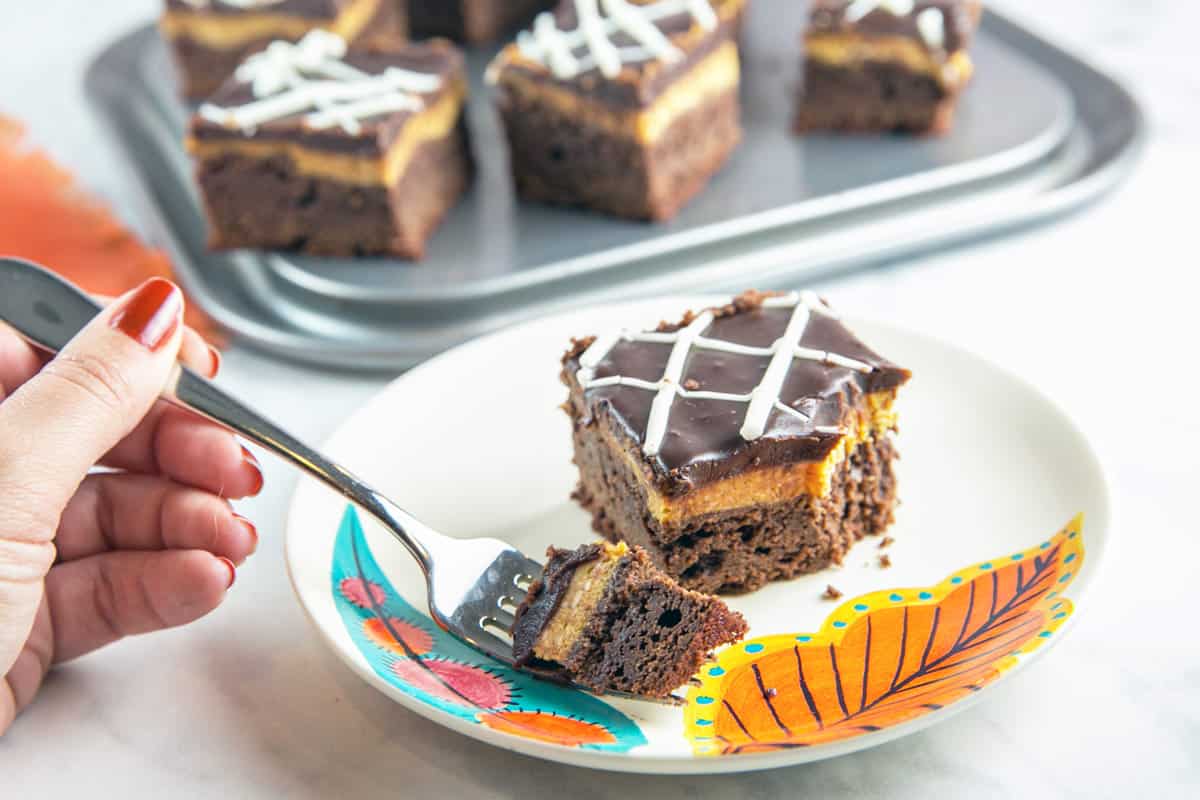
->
[0,279,263,734]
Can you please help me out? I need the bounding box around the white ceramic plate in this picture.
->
[285,296,1110,774]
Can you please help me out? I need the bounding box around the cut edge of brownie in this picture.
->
[559,290,909,594]
[514,543,748,698]
[573,430,899,594]
[193,119,472,259]
[496,81,742,221]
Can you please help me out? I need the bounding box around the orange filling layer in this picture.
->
[624,390,899,525]
[532,542,629,662]
[806,33,974,91]
[186,81,465,185]
[494,40,740,144]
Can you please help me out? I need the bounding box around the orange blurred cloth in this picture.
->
[0,116,221,342]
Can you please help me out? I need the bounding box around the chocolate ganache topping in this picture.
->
[563,291,911,496]
[809,0,983,54]
[512,544,604,667]
[190,32,462,155]
[493,0,744,110]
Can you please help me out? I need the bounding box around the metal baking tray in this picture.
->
[85,6,1143,371]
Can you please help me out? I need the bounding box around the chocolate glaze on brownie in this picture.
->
[564,291,910,496]
[190,42,465,156]
[809,0,983,54]
[496,0,745,110]
[574,430,898,593]
[512,544,602,667]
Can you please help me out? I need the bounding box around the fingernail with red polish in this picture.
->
[207,345,222,378]
[241,446,264,496]
[218,556,237,589]
[235,513,258,554]
[110,278,183,351]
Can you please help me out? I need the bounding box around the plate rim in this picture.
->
[283,295,1113,774]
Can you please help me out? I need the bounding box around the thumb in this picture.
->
[0,279,184,667]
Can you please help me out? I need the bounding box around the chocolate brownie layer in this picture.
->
[195,122,471,257]
[574,424,897,594]
[499,87,740,221]
[514,543,747,698]
[794,58,957,134]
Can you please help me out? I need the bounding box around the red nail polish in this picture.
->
[234,513,258,553]
[207,345,222,378]
[217,556,236,589]
[241,446,264,496]
[110,278,182,351]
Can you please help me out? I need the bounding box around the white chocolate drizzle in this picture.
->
[197,30,444,135]
[842,0,946,51]
[915,7,946,50]
[844,0,914,23]
[576,292,875,458]
[515,0,719,80]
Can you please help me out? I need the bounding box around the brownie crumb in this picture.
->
[823,584,843,600]
[879,536,895,549]
[682,378,701,391]
[879,554,893,569]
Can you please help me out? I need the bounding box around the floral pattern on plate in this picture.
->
[331,506,647,752]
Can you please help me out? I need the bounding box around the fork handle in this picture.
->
[170,366,444,571]
[0,256,445,573]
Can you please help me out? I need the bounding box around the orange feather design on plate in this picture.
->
[685,515,1084,755]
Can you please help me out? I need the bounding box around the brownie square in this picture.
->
[187,31,472,259]
[161,0,408,101]
[407,0,557,44]
[487,0,747,221]
[513,542,747,698]
[795,0,983,135]
[561,291,912,595]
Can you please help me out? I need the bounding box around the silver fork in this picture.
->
[0,257,542,670]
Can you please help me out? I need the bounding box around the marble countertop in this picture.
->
[2,1,1197,797]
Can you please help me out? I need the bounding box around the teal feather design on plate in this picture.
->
[331,506,646,751]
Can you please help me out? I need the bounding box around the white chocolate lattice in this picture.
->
[197,30,443,135]
[515,0,718,80]
[577,292,875,458]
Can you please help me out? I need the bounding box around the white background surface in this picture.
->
[1,1,1197,797]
